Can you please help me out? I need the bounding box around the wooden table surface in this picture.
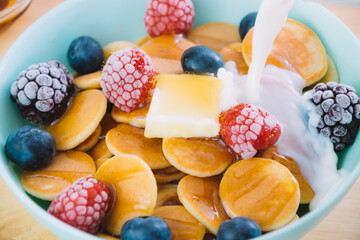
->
[0,0,360,239]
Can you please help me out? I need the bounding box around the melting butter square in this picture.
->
[145,74,223,138]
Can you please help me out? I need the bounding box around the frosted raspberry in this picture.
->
[100,47,155,112]
[48,177,110,234]
[219,104,281,159]
[144,0,195,37]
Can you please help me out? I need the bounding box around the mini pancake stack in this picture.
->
[22,151,96,201]
[188,18,335,87]
[94,155,157,235]
[242,19,329,86]
[219,158,300,231]
[261,146,315,204]
[22,89,108,201]
[20,20,332,237]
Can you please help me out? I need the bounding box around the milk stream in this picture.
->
[246,0,294,103]
[217,0,342,209]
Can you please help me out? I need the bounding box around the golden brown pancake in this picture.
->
[94,155,157,235]
[262,146,314,204]
[287,214,299,225]
[320,55,338,84]
[111,98,151,128]
[242,19,327,86]
[141,34,195,74]
[141,34,195,60]
[187,22,241,52]
[89,138,113,161]
[156,184,181,208]
[47,89,107,151]
[106,124,171,169]
[103,41,138,62]
[163,138,235,177]
[73,71,102,90]
[219,158,300,231]
[153,166,186,184]
[94,157,111,170]
[152,206,206,240]
[151,57,184,74]
[75,124,102,152]
[304,55,339,92]
[22,151,96,201]
[178,175,230,235]
[219,42,248,75]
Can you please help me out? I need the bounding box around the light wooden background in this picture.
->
[0,0,359,239]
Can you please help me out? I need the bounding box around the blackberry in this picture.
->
[10,61,74,124]
[311,82,360,152]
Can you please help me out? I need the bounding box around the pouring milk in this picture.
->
[218,0,341,209]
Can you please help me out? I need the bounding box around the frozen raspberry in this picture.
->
[10,61,73,124]
[48,177,110,234]
[310,82,360,152]
[219,104,281,159]
[100,47,155,112]
[144,0,195,37]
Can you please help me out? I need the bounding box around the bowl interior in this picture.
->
[1,0,360,239]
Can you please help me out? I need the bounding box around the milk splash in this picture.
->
[218,0,341,209]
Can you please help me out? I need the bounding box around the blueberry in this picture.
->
[5,126,56,170]
[67,36,103,74]
[120,216,171,240]
[181,45,224,75]
[217,217,261,240]
[239,12,258,40]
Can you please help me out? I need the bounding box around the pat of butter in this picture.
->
[145,74,224,138]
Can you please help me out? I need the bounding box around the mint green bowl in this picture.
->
[1,0,360,239]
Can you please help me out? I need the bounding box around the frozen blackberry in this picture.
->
[10,61,74,124]
[310,82,360,152]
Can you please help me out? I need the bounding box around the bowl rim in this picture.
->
[1,0,360,239]
[0,0,31,24]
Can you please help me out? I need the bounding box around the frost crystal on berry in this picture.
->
[311,81,360,152]
[48,177,110,234]
[10,60,73,124]
[144,0,195,37]
[219,104,281,159]
[100,47,154,112]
